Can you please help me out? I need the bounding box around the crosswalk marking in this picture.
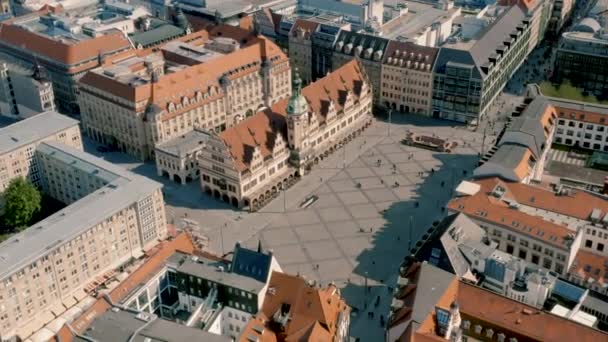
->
[548,149,586,166]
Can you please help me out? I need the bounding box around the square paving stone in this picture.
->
[270,244,309,264]
[337,236,375,257]
[325,220,360,238]
[304,240,344,261]
[363,188,398,202]
[293,224,331,242]
[318,206,352,222]
[329,179,358,192]
[262,227,298,247]
[347,203,381,219]
[347,167,376,179]
[312,193,342,208]
[317,258,354,283]
[286,210,321,226]
[337,191,370,205]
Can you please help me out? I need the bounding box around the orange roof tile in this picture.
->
[219,59,367,172]
[448,178,574,248]
[556,106,608,126]
[240,271,349,341]
[78,31,288,110]
[455,281,607,342]
[54,232,196,342]
[568,249,608,288]
[482,177,608,221]
[0,23,132,68]
[291,18,319,36]
[409,269,608,342]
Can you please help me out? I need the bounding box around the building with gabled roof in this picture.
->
[432,0,552,122]
[0,113,168,341]
[78,27,291,160]
[388,261,608,342]
[475,95,558,183]
[239,271,350,342]
[0,5,134,113]
[448,177,608,295]
[198,59,372,211]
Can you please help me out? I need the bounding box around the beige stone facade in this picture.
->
[0,115,167,340]
[288,20,318,85]
[380,41,437,115]
[155,129,210,184]
[78,29,291,161]
[198,60,373,211]
[0,111,81,192]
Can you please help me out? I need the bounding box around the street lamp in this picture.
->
[387,109,392,137]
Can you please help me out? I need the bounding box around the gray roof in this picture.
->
[334,30,389,60]
[415,213,486,277]
[130,24,185,48]
[433,47,481,79]
[78,309,231,342]
[231,243,272,283]
[0,142,163,281]
[468,5,526,72]
[502,97,551,158]
[474,144,531,182]
[410,263,456,324]
[155,129,211,158]
[435,5,527,79]
[169,252,265,293]
[0,111,79,155]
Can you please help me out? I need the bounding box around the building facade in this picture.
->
[380,41,438,115]
[198,60,373,210]
[0,111,81,191]
[0,7,134,114]
[0,116,167,340]
[155,128,210,184]
[332,30,387,106]
[0,62,56,119]
[432,5,533,122]
[78,29,291,160]
[555,21,608,100]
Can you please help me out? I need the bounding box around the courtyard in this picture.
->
[85,114,492,341]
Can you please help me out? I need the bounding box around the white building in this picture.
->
[0,114,167,340]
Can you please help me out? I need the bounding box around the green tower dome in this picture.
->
[287,69,308,116]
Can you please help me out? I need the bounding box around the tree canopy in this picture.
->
[2,177,41,230]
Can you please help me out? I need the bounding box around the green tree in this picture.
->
[2,177,41,230]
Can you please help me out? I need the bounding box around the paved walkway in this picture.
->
[85,116,493,341]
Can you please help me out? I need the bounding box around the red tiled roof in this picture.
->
[448,178,573,248]
[568,249,608,288]
[409,271,608,342]
[53,232,196,342]
[239,271,349,342]
[219,59,367,172]
[0,23,132,68]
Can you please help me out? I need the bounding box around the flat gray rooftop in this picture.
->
[382,1,454,40]
[548,97,608,116]
[169,251,265,293]
[0,111,79,155]
[0,142,162,281]
[77,309,231,342]
[155,129,211,158]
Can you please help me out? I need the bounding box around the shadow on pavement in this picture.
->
[343,152,478,338]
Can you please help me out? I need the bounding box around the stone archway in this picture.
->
[222,194,230,203]
[271,186,277,194]
[231,197,239,207]
[214,190,221,198]
[174,174,182,184]
[204,186,212,195]
[162,170,170,179]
